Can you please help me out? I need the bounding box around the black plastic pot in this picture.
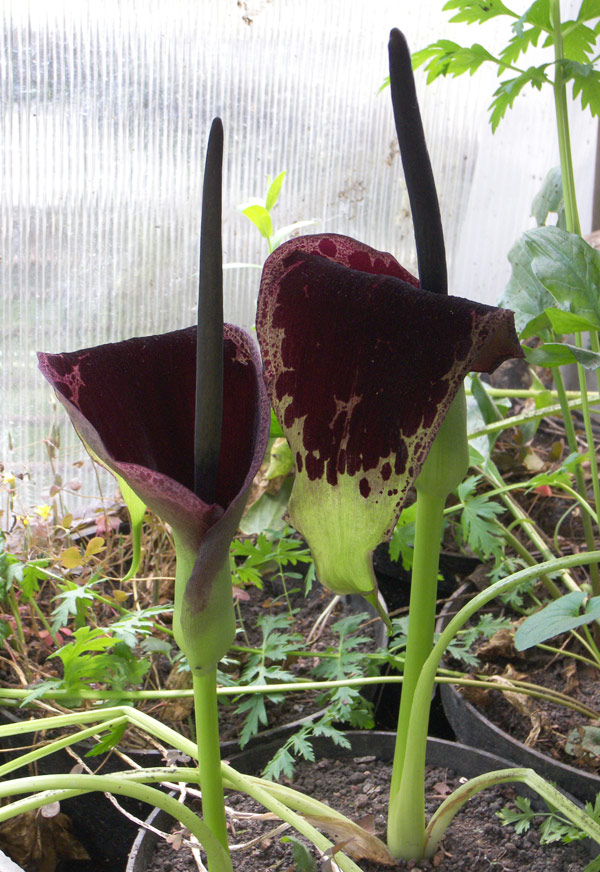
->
[126,730,587,871]
[437,585,600,804]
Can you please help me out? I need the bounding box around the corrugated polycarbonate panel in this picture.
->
[1,0,597,520]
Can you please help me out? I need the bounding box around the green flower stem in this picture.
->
[0,773,232,872]
[424,767,600,857]
[389,488,445,809]
[193,669,230,860]
[391,550,600,860]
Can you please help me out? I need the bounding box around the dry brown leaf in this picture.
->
[304,814,396,865]
[0,811,89,872]
[562,659,579,695]
[487,671,548,748]
[477,629,517,661]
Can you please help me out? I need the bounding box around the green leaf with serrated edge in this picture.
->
[444,0,514,24]
[514,591,600,650]
[489,65,549,131]
[241,204,273,239]
[499,235,555,335]
[568,62,600,116]
[579,0,600,22]
[265,171,286,212]
[531,167,565,227]
[524,342,600,370]
[86,721,127,757]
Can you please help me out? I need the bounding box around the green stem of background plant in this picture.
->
[193,669,230,862]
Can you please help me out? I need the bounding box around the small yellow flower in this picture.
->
[35,504,53,521]
[2,473,16,488]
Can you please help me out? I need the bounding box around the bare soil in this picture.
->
[144,750,593,871]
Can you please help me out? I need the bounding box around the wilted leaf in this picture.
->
[0,811,89,872]
[82,536,105,562]
[304,814,396,865]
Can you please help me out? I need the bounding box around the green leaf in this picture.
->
[241,204,274,240]
[489,65,549,131]
[514,591,600,649]
[457,476,505,560]
[280,836,316,872]
[523,342,600,370]
[444,0,515,24]
[265,171,286,212]
[389,502,417,569]
[86,721,127,757]
[499,234,555,335]
[543,307,600,335]
[239,476,293,535]
[524,225,600,325]
[578,0,600,22]
[566,60,600,116]
[531,167,565,228]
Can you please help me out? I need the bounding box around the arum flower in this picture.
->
[256,231,522,610]
[38,324,269,674]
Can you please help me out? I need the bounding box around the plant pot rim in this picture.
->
[126,730,594,871]
[437,583,600,803]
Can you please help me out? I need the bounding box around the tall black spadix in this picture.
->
[388,29,447,296]
[194,117,224,503]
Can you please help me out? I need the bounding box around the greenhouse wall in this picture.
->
[1,0,597,524]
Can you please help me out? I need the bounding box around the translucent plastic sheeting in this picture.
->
[1,0,597,521]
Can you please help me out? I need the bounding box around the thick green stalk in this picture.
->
[396,550,600,860]
[389,490,445,801]
[387,389,468,858]
[193,669,230,860]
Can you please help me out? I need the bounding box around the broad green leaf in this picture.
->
[241,204,274,240]
[524,225,600,324]
[543,307,600,335]
[239,476,293,535]
[265,171,286,212]
[523,342,600,370]
[530,167,565,228]
[514,591,600,650]
[498,235,554,335]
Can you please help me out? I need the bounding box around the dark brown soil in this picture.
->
[144,751,594,871]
